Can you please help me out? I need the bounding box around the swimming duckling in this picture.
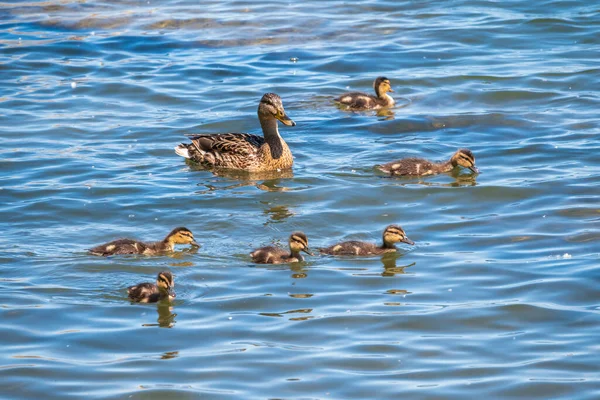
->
[127,271,175,303]
[251,231,312,264]
[175,93,296,172]
[377,149,479,177]
[89,227,199,256]
[335,77,395,110]
[320,225,414,256]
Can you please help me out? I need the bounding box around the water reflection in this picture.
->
[381,256,415,277]
[259,308,314,321]
[261,202,295,225]
[141,304,177,328]
[160,351,179,360]
[190,163,294,192]
[290,263,308,279]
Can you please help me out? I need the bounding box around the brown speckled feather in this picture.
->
[377,157,445,176]
[251,246,303,264]
[88,239,150,256]
[320,240,393,256]
[127,282,160,303]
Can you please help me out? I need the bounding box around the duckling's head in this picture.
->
[156,271,176,300]
[289,231,312,255]
[258,93,296,127]
[166,227,199,247]
[383,224,414,246]
[374,77,394,97]
[451,149,479,173]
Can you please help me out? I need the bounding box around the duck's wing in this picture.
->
[335,92,376,109]
[127,282,158,302]
[88,239,148,256]
[250,245,287,264]
[320,240,376,256]
[176,133,264,169]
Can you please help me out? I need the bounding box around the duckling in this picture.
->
[320,225,414,256]
[89,227,199,256]
[377,148,479,177]
[175,93,296,172]
[335,77,395,110]
[127,271,175,303]
[251,231,312,264]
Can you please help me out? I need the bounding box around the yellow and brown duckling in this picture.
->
[377,149,479,177]
[251,231,312,264]
[335,77,395,110]
[175,93,296,172]
[320,225,414,256]
[127,271,175,303]
[88,227,199,256]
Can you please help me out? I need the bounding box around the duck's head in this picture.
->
[166,227,199,247]
[289,231,313,256]
[258,93,296,127]
[383,224,414,246]
[156,270,176,300]
[374,77,394,96]
[451,149,479,173]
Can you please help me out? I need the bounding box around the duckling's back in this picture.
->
[377,157,438,176]
[89,239,149,256]
[127,282,159,303]
[320,240,384,256]
[251,246,290,264]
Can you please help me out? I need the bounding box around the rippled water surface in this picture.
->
[1,0,599,398]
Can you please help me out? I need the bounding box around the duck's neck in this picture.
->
[260,117,285,159]
[289,248,304,262]
[377,93,394,106]
[158,237,176,252]
[380,240,397,250]
[438,160,455,173]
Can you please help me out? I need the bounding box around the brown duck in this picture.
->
[89,227,199,256]
[251,231,312,264]
[175,93,296,172]
[335,77,395,110]
[127,271,175,303]
[377,149,479,177]
[320,225,414,256]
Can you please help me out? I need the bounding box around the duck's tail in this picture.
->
[174,144,191,159]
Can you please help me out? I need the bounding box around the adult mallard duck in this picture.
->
[335,77,395,110]
[251,231,312,264]
[88,227,199,256]
[377,149,479,177]
[127,271,175,303]
[320,225,414,256]
[175,93,296,172]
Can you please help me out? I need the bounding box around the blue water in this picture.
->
[1,1,599,398]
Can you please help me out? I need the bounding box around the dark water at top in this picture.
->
[1,0,599,398]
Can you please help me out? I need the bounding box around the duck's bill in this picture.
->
[469,166,480,174]
[190,240,200,247]
[402,238,415,245]
[303,248,314,256]
[277,113,296,126]
[388,88,394,92]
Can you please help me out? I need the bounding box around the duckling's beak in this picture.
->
[190,239,200,248]
[277,112,296,127]
[388,88,394,92]
[402,237,415,245]
[303,248,314,256]
[468,166,480,174]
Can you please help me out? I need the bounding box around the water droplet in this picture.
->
[228,317,232,320]
[448,288,452,292]
[289,57,298,62]
[71,81,77,89]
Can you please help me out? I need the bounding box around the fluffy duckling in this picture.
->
[320,225,414,256]
[127,271,175,303]
[335,77,395,110]
[377,149,479,177]
[175,93,296,172]
[89,227,199,256]
[251,231,312,264]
